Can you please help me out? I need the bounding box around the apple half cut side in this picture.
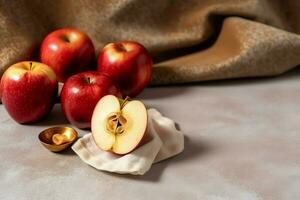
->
[91,95,147,155]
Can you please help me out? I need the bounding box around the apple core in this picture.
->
[106,112,127,134]
[105,97,129,134]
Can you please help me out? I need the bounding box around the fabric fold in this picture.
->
[72,109,184,175]
[0,0,299,84]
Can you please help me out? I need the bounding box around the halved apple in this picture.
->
[91,95,147,155]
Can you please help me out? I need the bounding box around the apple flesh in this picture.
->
[0,61,58,123]
[40,28,95,82]
[97,41,152,97]
[61,72,122,129]
[91,95,147,155]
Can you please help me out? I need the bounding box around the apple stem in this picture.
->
[29,62,33,71]
[116,43,127,52]
[85,77,91,84]
[121,96,129,109]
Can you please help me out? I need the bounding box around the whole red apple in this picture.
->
[0,61,58,123]
[97,41,152,97]
[40,28,95,82]
[61,71,122,129]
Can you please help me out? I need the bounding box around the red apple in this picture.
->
[61,71,122,129]
[97,41,152,97]
[40,28,95,82]
[0,61,58,123]
[92,95,148,155]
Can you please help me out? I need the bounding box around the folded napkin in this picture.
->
[72,108,184,175]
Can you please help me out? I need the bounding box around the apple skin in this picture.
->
[97,41,152,97]
[0,61,58,123]
[40,28,95,82]
[61,71,122,129]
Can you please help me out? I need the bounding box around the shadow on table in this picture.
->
[140,65,300,99]
[104,135,212,182]
[58,147,77,156]
[33,104,69,127]
[138,86,190,100]
[197,65,300,87]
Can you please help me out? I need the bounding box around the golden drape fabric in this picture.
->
[0,0,299,85]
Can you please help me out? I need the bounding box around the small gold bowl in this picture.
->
[38,127,78,152]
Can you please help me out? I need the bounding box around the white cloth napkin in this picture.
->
[72,108,184,175]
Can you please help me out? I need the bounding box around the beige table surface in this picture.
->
[1,69,300,200]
